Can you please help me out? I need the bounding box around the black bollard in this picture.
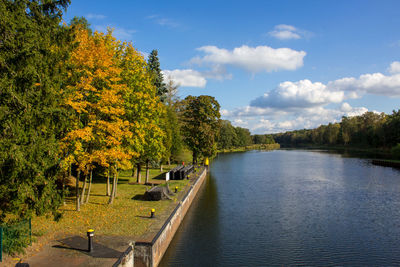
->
[87,229,94,252]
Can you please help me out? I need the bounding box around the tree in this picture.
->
[181,95,221,164]
[120,43,165,184]
[62,27,132,208]
[218,120,238,149]
[234,127,252,147]
[0,0,71,221]
[147,50,167,102]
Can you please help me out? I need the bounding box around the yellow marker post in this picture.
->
[87,229,94,252]
[151,208,155,218]
[205,157,209,166]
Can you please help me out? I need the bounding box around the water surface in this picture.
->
[160,150,400,266]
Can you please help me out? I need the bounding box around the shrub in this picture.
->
[392,144,400,159]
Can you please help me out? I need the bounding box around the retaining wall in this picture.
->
[119,167,207,267]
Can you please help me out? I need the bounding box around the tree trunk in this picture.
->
[114,168,119,197]
[136,163,141,183]
[132,166,137,181]
[192,151,197,165]
[76,170,80,211]
[108,172,116,204]
[168,157,171,167]
[145,159,150,184]
[160,160,163,172]
[80,173,88,205]
[106,169,110,196]
[85,170,93,204]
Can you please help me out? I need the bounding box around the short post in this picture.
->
[175,186,178,193]
[150,208,155,218]
[87,229,94,252]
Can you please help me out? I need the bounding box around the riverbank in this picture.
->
[280,145,394,159]
[218,143,280,153]
[2,165,195,266]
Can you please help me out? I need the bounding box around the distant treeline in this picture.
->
[217,120,276,150]
[272,110,400,157]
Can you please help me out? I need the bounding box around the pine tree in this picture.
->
[147,50,167,102]
[0,0,71,220]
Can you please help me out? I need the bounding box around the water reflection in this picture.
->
[160,150,400,266]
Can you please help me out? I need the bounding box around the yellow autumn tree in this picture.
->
[61,27,133,209]
[119,43,165,184]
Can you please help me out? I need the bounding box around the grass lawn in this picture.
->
[31,165,189,239]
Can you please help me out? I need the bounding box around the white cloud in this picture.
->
[388,61,400,74]
[270,30,301,40]
[191,45,306,73]
[226,104,370,134]
[268,24,311,40]
[328,72,400,97]
[251,79,345,108]
[162,69,207,88]
[224,62,400,134]
[86,13,106,20]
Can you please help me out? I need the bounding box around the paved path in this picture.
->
[17,235,132,267]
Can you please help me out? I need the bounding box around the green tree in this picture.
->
[181,95,221,164]
[218,120,238,149]
[0,0,71,220]
[147,50,167,102]
[234,127,252,147]
[385,110,400,147]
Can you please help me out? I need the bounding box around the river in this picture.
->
[159,149,400,266]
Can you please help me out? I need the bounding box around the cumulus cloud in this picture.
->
[162,69,207,88]
[268,24,311,40]
[328,72,400,97]
[249,61,400,111]
[251,79,344,108]
[388,61,400,74]
[223,62,400,133]
[226,104,370,134]
[191,45,306,73]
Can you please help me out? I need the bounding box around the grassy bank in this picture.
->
[218,143,280,153]
[27,165,189,247]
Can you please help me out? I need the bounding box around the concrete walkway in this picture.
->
[16,235,132,267]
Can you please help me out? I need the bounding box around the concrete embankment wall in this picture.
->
[130,167,208,267]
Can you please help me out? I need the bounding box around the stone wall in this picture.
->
[113,243,135,267]
[133,167,208,267]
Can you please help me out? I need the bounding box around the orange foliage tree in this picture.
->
[61,27,134,209]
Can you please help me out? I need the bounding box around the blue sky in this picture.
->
[64,0,400,133]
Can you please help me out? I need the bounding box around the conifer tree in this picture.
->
[147,50,167,102]
[0,0,71,220]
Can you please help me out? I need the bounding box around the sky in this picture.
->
[63,0,400,134]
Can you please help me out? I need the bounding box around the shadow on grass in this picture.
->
[135,215,152,219]
[131,194,145,200]
[55,236,121,258]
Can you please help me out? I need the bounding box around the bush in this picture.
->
[392,144,400,159]
[1,220,31,255]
